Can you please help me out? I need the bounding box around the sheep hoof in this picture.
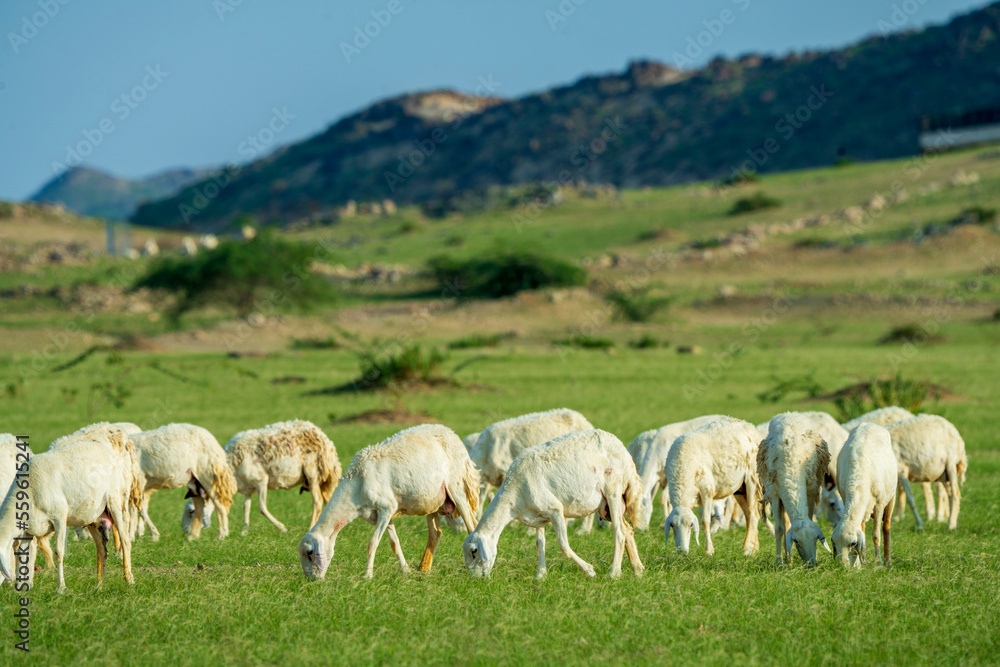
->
[583,566,596,578]
[150,534,160,543]
[535,569,547,580]
[277,526,288,534]
[608,569,622,579]
[363,570,374,579]
[241,527,249,536]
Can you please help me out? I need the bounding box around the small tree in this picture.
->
[135,231,335,321]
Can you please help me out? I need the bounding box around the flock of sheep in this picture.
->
[0,405,968,591]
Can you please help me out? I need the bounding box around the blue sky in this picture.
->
[0,0,989,200]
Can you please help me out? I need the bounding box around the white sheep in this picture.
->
[0,424,143,593]
[444,432,486,532]
[843,406,949,523]
[756,413,832,565]
[832,423,897,568]
[780,411,848,524]
[70,422,142,541]
[664,417,762,557]
[299,424,479,579]
[463,429,643,579]
[885,415,967,530]
[129,423,236,541]
[226,420,342,535]
[626,414,726,530]
[0,435,54,574]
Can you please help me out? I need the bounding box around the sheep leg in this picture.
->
[701,501,715,557]
[575,513,594,536]
[256,485,287,533]
[605,495,628,578]
[535,528,547,580]
[364,510,393,579]
[241,494,252,535]
[308,480,325,528]
[549,511,595,578]
[476,484,492,521]
[624,523,643,576]
[946,461,961,530]
[921,482,935,522]
[870,506,883,564]
[53,520,67,594]
[207,489,229,540]
[37,535,54,569]
[110,501,134,586]
[898,478,923,529]
[882,497,895,568]
[773,499,786,566]
[419,514,443,572]
[140,491,160,541]
[734,486,760,556]
[895,484,907,519]
[87,524,107,586]
[936,482,950,522]
[385,522,410,573]
[187,496,205,541]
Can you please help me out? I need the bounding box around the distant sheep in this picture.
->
[464,429,643,579]
[130,423,236,541]
[226,420,342,534]
[299,425,479,579]
[626,414,725,530]
[756,413,831,565]
[664,417,762,557]
[832,423,897,568]
[885,415,967,530]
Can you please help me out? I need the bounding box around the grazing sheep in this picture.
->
[832,423,897,568]
[0,435,54,575]
[299,425,479,579]
[464,429,643,579]
[664,417,762,557]
[69,423,142,542]
[843,407,949,524]
[885,415,967,530]
[626,414,726,530]
[756,413,832,565]
[0,424,142,593]
[444,432,486,532]
[226,420,341,535]
[129,423,236,541]
[782,411,849,524]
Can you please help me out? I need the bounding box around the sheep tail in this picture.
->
[462,458,481,516]
[212,459,237,510]
[624,472,644,525]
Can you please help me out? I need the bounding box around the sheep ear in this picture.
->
[819,534,831,552]
[692,518,700,546]
[185,473,207,499]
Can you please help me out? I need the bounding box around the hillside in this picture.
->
[31,165,210,220]
[129,2,1000,231]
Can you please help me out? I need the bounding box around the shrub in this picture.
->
[448,333,504,349]
[993,307,1000,322]
[606,288,671,322]
[794,236,836,249]
[717,172,759,187]
[354,344,447,390]
[444,234,465,247]
[397,220,420,234]
[728,192,781,215]
[289,336,339,350]
[428,251,586,299]
[878,323,942,345]
[554,334,614,350]
[628,334,664,349]
[834,374,930,422]
[135,231,335,320]
[950,206,997,226]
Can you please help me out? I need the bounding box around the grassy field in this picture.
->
[1,148,999,665]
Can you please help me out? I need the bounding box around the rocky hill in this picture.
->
[126,2,1000,231]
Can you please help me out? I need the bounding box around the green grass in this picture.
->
[1,330,998,664]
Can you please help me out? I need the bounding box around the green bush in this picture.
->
[554,334,614,350]
[606,288,671,322]
[428,251,587,299]
[135,231,335,321]
[448,333,504,349]
[878,323,942,344]
[717,172,759,187]
[690,238,724,250]
[628,334,664,349]
[354,344,447,390]
[834,374,930,421]
[950,206,997,226]
[289,336,340,350]
[728,192,781,215]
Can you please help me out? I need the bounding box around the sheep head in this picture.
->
[463,532,496,578]
[665,507,699,554]
[832,522,866,568]
[786,519,829,566]
[181,499,214,535]
[820,487,845,525]
[298,532,334,580]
